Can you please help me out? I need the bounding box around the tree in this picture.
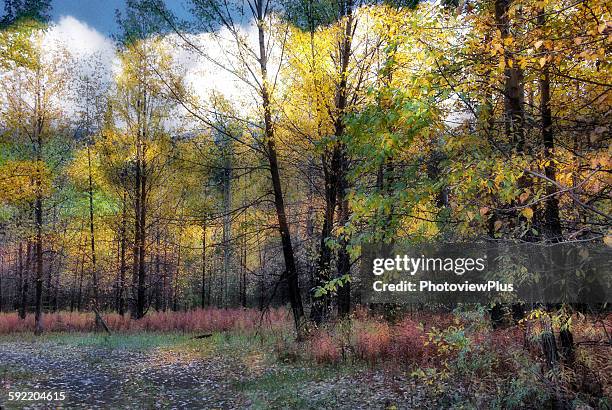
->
[0,28,73,334]
[130,0,306,331]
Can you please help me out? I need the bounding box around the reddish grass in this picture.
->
[354,322,391,365]
[0,308,291,334]
[391,318,431,366]
[310,331,341,364]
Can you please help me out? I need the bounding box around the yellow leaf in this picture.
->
[521,207,534,220]
[598,23,606,34]
[539,57,547,68]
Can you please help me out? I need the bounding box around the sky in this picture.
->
[1,0,192,35]
[0,0,267,123]
[49,0,127,36]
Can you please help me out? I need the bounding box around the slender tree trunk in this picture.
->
[52,252,61,312]
[18,241,26,318]
[132,87,148,319]
[0,251,4,312]
[173,232,182,312]
[163,242,168,311]
[256,2,304,331]
[201,220,207,309]
[21,241,31,318]
[87,145,100,312]
[241,212,247,308]
[154,228,161,311]
[132,154,142,318]
[118,192,127,315]
[222,149,232,307]
[135,161,147,318]
[77,237,86,311]
[34,194,43,335]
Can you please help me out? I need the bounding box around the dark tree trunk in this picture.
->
[132,88,147,319]
[256,1,304,331]
[334,2,354,317]
[495,0,525,151]
[154,228,161,311]
[18,241,28,319]
[77,238,85,311]
[87,145,100,311]
[201,220,207,309]
[310,152,339,323]
[0,251,3,311]
[559,327,574,363]
[336,150,351,317]
[537,11,562,241]
[34,194,43,335]
[136,166,147,318]
[118,192,127,315]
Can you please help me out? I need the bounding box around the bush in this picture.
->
[310,331,340,364]
[354,322,391,365]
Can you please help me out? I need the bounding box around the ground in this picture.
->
[0,333,423,409]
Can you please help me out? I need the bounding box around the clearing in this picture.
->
[0,333,424,409]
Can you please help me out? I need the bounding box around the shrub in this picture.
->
[392,318,430,366]
[310,331,340,364]
[354,322,391,365]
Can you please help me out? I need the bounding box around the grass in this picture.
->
[2,310,608,408]
[235,363,360,409]
[0,365,36,382]
[0,329,364,409]
[0,331,192,349]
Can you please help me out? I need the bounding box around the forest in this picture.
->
[0,0,610,408]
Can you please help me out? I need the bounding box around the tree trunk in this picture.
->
[495,0,525,151]
[201,220,207,309]
[311,152,339,323]
[87,145,100,312]
[537,11,562,241]
[77,238,85,311]
[118,192,127,315]
[34,194,43,335]
[222,147,232,307]
[18,241,27,319]
[336,151,351,316]
[334,2,354,317]
[256,2,304,331]
[132,88,147,319]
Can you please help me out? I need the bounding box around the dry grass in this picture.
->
[0,308,291,334]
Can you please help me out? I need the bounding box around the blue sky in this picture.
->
[1,0,192,36]
[50,0,127,35]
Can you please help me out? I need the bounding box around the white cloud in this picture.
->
[45,15,115,60]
